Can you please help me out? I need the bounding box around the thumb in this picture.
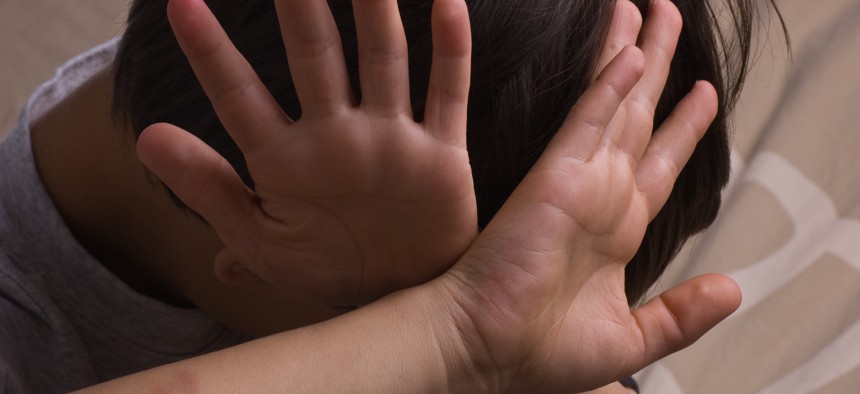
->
[136,123,257,241]
[629,274,741,370]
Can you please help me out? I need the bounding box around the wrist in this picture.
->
[418,276,503,394]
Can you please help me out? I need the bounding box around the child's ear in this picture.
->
[214,249,260,286]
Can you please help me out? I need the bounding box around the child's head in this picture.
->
[113,0,780,303]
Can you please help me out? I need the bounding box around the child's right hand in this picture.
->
[136,0,477,306]
[422,1,741,391]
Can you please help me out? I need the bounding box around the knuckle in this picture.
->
[361,46,407,67]
[601,77,628,104]
[210,77,255,108]
[287,34,341,59]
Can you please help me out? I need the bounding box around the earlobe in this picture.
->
[214,249,260,286]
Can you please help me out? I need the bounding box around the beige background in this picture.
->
[0,0,127,136]
[639,1,860,393]
[3,1,860,393]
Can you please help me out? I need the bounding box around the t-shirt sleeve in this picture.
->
[0,267,95,393]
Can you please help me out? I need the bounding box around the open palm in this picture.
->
[436,1,740,392]
[136,0,476,306]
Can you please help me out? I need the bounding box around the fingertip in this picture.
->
[626,45,647,75]
[620,0,644,33]
[166,0,182,20]
[662,80,719,138]
[650,0,683,35]
[138,122,176,141]
[697,273,743,315]
[690,80,719,125]
[693,79,717,95]
[695,80,719,108]
[166,0,197,32]
[607,0,643,43]
[432,0,471,56]
[134,123,216,202]
[434,0,470,23]
[136,123,180,172]
[167,0,218,57]
[661,273,742,337]
[610,45,646,86]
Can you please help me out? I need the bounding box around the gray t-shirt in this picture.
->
[0,40,247,393]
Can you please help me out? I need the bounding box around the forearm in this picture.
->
[73,285,481,393]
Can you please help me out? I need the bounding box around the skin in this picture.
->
[137,0,479,308]
[31,0,739,391]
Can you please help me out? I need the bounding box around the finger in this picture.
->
[542,46,645,163]
[616,0,683,158]
[632,0,682,103]
[635,81,717,219]
[167,0,288,153]
[136,123,258,242]
[627,274,741,372]
[353,0,411,113]
[423,0,472,146]
[592,0,643,81]
[275,0,354,117]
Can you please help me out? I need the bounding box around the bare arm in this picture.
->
[74,286,470,393]
[78,0,738,392]
[70,0,747,391]
[75,284,651,393]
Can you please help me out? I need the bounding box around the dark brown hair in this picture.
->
[113,0,784,304]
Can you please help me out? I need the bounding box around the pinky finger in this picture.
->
[423,0,472,147]
[635,81,718,219]
[136,123,258,240]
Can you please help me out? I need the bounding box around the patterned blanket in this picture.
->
[640,0,860,392]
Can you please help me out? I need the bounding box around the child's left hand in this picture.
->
[136,0,477,306]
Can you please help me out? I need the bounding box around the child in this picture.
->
[0,0,775,391]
